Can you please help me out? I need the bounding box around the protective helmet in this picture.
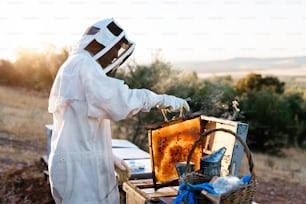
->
[78,18,135,74]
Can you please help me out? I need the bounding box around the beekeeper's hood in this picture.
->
[75,18,135,74]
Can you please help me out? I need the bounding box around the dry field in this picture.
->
[1,85,306,203]
[0,85,52,170]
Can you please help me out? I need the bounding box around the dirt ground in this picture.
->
[1,159,306,204]
[1,132,306,204]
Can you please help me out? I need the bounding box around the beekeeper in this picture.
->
[48,18,190,204]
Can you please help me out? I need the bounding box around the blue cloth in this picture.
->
[173,182,217,204]
[241,174,251,183]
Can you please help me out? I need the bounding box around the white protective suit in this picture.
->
[48,18,189,204]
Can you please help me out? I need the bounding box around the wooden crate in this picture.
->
[200,115,248,176]
[123,179,178,204]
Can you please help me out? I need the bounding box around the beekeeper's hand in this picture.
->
[113,154,131,183]
[158,95,190,112]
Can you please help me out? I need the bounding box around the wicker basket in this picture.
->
[180,127,257,204]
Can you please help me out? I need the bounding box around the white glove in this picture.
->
[113,154,131,183]
[158,95,190,112]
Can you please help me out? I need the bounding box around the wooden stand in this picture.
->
[123,179,178,204]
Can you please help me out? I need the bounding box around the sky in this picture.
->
[0,0,305,64]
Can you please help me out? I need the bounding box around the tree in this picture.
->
[284,90,306,148]
[235,73,285,94]
[189,75,240,119]
[0,59,16,85]
[11,46,68,91]
[239,90,292,154]
[234,73,306,153]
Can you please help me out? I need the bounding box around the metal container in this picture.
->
[175,161,195,177]
[199,147,227,179]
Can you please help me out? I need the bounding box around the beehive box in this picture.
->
[123,179,177,204]
[147,114,248,189]
[200,115,248,176]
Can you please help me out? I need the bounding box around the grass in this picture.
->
[0,84,306,186]
[240,148,306,184]
[0,85,52,167]
[0,85,52,140]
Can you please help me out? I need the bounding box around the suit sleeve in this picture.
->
[79,58,166,121]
